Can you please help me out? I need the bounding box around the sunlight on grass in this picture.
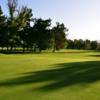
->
[0,49,100,100]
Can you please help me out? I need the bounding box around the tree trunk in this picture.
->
[27,47,29,51]
[31,45,32,51]
[34,44,36,52]
[53,45,55,52]
[53,42,56,52]
[58,48,59,51]
[23,41,25,53]
[23,47,25,53]
[2,47,3,51]
[7,46,9,51]
[10,46,13,53]
[39,47,41,52]
[14,46,16,51]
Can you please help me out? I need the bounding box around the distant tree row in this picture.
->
[67,39,100,50]
[0,0,68,53]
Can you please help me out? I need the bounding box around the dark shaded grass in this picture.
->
[0,61,100,91]
[0,49,98,54]
[89,55,100,57]
[0,49,41,54]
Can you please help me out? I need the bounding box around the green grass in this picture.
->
[0,49,100,100]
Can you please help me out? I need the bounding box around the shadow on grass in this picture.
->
[0,49,98,54]
[0,61,100,91]
[88,55,100,57]
[0,50,41,54]
[56,51,91,54]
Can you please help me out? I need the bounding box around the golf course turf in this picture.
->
[0,49,100,100]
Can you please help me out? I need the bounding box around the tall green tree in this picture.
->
[90,41,98,50]
[34,18,51,52]
[7,0,27,53]
[85,39,91,50]
[0,6,6,26]
[19,8,34,52]
[52,22,68,52]
[67,39,75,49]
[78,39,86,50]
[0,6,7,50]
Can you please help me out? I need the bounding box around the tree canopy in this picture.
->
[0,0,69,53]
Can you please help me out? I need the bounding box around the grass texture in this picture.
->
[0,49,100,100]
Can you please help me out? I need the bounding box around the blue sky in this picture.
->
[1,0,100,41]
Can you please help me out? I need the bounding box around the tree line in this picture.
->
[67,39,100,50]
[0,0,68,53]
